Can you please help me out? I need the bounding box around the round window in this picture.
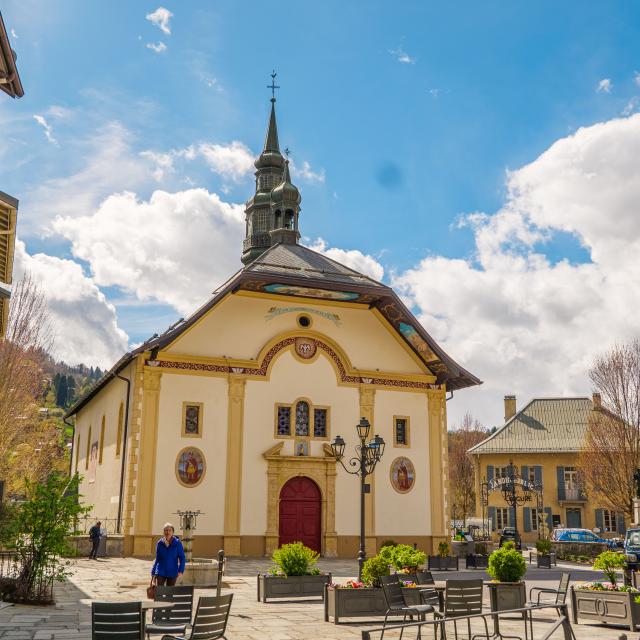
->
[297,314,312,328]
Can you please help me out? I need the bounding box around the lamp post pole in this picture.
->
[330,418,385,582]
[500,461,530,547]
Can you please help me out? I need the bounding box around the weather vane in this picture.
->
[267,71,280,101]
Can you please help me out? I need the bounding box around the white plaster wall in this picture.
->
[373,389,432,536]
[152,373,228,534]
[242,350,361,535]
[166,293,424,374]
[75,362,135,522]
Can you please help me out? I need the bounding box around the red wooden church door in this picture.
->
[278,476,321,553]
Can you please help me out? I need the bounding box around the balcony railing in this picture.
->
[563,486,586,501]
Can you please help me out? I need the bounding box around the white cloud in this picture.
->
[597,78,612,93]
[10,28,18,39]
[389,47,415,65]
[146,41,167,54]
[197,141,255,181]
[394,113,640,427]
[33,114,57,145]
[53,189,245,316]
[13,240,128,367]
[622,97,639,116]
[23,122,151,233]
[634,72,640,87]
[308,238,384,281]
[146,7,173,35]
[291,160,325,184]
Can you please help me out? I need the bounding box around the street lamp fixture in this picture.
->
[329,418,385,581]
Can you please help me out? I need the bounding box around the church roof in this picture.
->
[468,397,594,455]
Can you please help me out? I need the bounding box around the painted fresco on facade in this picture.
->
[398,322,435,360]
[184,404,200,436]
[390,456,416,493]
[264,283,360,301]
[88,441,98,484]
[176,447,206,487]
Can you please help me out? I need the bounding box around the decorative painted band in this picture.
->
[146,337,440,391]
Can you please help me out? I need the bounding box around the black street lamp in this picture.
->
[500,461,531,545]
[330,417,385,581]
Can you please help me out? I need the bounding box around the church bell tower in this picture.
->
[241,73,302,265]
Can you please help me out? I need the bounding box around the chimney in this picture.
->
[592,392,602,408]
[504,395,516,422]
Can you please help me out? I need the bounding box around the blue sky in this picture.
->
[3,1,640,425]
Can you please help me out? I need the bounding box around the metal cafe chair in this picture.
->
[159,594,233,640]
[441,579,489,640]
[92,601,144,640]
[529,572,571,611]
[380,575,437,639]
[146,585,195,638]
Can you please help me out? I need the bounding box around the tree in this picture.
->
[2,473,90,602]
[448,413,487,526]
[578,339,640,522]
[55,375,68,407]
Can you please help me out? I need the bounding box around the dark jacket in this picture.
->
[151,536,186,578]
[89,525,101,540]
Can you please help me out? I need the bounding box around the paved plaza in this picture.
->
[0,557,633,639]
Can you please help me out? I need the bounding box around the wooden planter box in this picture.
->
[487,582,526,613]
[466,554,489,569]
[571,586,640,632]
[324,585,422,624]
[428,555,459,570]
[257,573,331,603]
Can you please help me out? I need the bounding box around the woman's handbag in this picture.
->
[146,577,156,600]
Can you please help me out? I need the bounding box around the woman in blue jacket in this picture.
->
[151,523,186,586]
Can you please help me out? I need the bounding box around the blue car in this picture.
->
[552,528,617,549]
[624,528,640,567]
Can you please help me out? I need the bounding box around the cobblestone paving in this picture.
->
[0,557,632,639]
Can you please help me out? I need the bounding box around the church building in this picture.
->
[66,90,480,558]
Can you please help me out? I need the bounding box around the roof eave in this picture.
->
[0,13,24,99]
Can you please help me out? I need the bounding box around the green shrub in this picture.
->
[379,543,426,570]
[271,542,319,576]
[593,550,626,586]
[535,539,552,555]
[361,554,390,587]
[488,546,526,583]
[438,541,450,558]
[380,540,398,550]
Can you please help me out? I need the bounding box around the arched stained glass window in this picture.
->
[295,401,310,436]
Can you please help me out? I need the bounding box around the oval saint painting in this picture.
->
[390,456,416,494]
[176,447,206,487]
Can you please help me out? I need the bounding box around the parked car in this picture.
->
[551,528,616,548]
[499,527,522,550]
[624,528,640,569]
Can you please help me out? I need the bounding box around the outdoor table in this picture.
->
[415,580,446,611]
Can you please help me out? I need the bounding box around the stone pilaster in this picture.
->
[223,375,246,556]
[359,385,377,556]
[427,387,448,553]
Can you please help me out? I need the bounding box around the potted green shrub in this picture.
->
[486,542,527,611]
[427,540,459,570]
[325,549,424,624]
[535,538,553,568]
[257,542,331,603]
[571,550,640,631]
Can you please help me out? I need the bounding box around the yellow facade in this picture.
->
[73,292,453,557]
[0,192,17,339]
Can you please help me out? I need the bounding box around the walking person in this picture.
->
[151,523,186,586]
[88,521,102,560]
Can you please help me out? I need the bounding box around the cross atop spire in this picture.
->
[267,70,280,102]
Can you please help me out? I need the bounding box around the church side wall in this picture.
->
[74,361,135,526]
[151,373,228,553]
[164,293,425,375]
[372,389,431,539]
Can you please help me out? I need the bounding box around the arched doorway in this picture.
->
[278,476,321,553]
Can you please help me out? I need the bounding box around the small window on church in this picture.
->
[297,314,311,328]
[394,416,410,447]
[276,405,292,436]
[313,408,328,438]
[182,402,203,438]
[295,401,310,436]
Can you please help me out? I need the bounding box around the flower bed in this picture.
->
[571,585,640,631]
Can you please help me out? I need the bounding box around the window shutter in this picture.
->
[595,509,604,531]
[556,467,566,501]
[521,465,529,483]
[544,507,552,532]
[534,466,542,486]
[509,507,516,528]
[487,465,494,482]
[617,512,626,535]
[523,507,531,532]
[488,507,496,531]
